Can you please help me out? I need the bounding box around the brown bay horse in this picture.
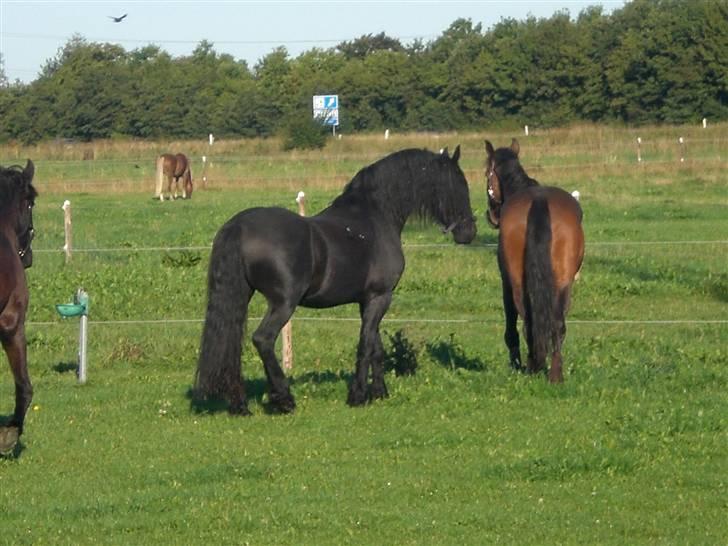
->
[155,153,193,201]
[485,139,584,382]
[0,160,37,454]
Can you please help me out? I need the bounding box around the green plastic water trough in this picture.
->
[55,303,86,318]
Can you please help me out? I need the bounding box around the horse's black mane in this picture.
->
[331,148,466,227]
[0,165,37,211]
[493,148,539,197]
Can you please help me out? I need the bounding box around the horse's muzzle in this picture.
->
[450,217,477,244]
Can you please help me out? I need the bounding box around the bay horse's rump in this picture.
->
[499,186,583,292]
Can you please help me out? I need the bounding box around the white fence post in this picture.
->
[636,137,642,163]
[679,137,685,163]
[62,200,72,263]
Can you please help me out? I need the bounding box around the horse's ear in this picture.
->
[440,147,449,158]
[23,159,34,181]
[510,139,520,157]
[452,145,461,163]
[485,140,495,159]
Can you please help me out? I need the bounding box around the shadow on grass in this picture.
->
[187,370,352,415]
[52,361,78,374]
[426,333,487,372]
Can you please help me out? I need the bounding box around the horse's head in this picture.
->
[484,139,520,228]
[0,160,38,268]
[17,160,37,268]
[437,146,476,244]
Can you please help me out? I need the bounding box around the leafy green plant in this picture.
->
[383,329,418,376]
[161,250,202,268]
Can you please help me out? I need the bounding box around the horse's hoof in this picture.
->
[347,388,368,407]
[548,371,564,384]
[228,403,252,417]
[270,392,296,414]
[369,383,389,400]
[0,427,19,455]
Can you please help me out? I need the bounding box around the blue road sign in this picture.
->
[313,94,339,126]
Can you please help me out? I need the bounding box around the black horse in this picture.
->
[0,160,37,454]
[194,147,476,415]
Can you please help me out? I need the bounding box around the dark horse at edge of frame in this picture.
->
[0,160,37,454]
[485,139,584,383]
[156,153,193,201]
[193,147,477,415]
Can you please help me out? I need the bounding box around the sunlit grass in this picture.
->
[0,124,726,544]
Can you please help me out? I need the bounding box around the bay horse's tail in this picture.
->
[194,222,250,412]
[155,156,165,199]
[524,196,555,372]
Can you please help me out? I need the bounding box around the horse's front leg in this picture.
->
[0,329,32,453]
[498,253,522,372]
[348,292,392,406]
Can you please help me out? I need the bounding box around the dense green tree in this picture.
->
[0,0,725,143]
[337,32,404,59]
[0,54,8,88]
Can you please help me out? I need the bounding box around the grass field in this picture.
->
[0,125,726,544]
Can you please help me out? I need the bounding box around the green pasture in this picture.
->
[1,128,726,544]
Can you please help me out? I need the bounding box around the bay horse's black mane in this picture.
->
[331,148,467,227]
[0,165,37,212]
[492,147,539,197]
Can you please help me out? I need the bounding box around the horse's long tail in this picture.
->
[524,196,555,372]
[194,222,250,404]
[155,156,165,198]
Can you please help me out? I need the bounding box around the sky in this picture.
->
[1,0,625,84]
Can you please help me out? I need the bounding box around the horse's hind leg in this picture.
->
[349,292,392,405]
[548,287,571,383]
[252,299,296,413]
[163,175,172,201]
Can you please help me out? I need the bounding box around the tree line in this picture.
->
[0,0,726,144]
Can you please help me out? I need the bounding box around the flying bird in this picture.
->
[108,14,128,23]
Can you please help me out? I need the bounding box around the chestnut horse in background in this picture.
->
[155,153,193,201]
[0,160,37,454]
[485,139,584,383]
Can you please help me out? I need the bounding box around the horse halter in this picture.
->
[486,163,503,228]
[18,227,35,260]
[486,165,502,204]
[17,203,35,261]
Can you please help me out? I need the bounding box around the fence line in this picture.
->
[10,135,728,167]
[27,317,728,327]
[25,156,728,191]
[30,239,728,254]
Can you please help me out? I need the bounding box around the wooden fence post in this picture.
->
[201,155,208,189]
[636,137,642,163]
[62,200,72,263]
[678,137,685,163]
[281,191,307,370]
